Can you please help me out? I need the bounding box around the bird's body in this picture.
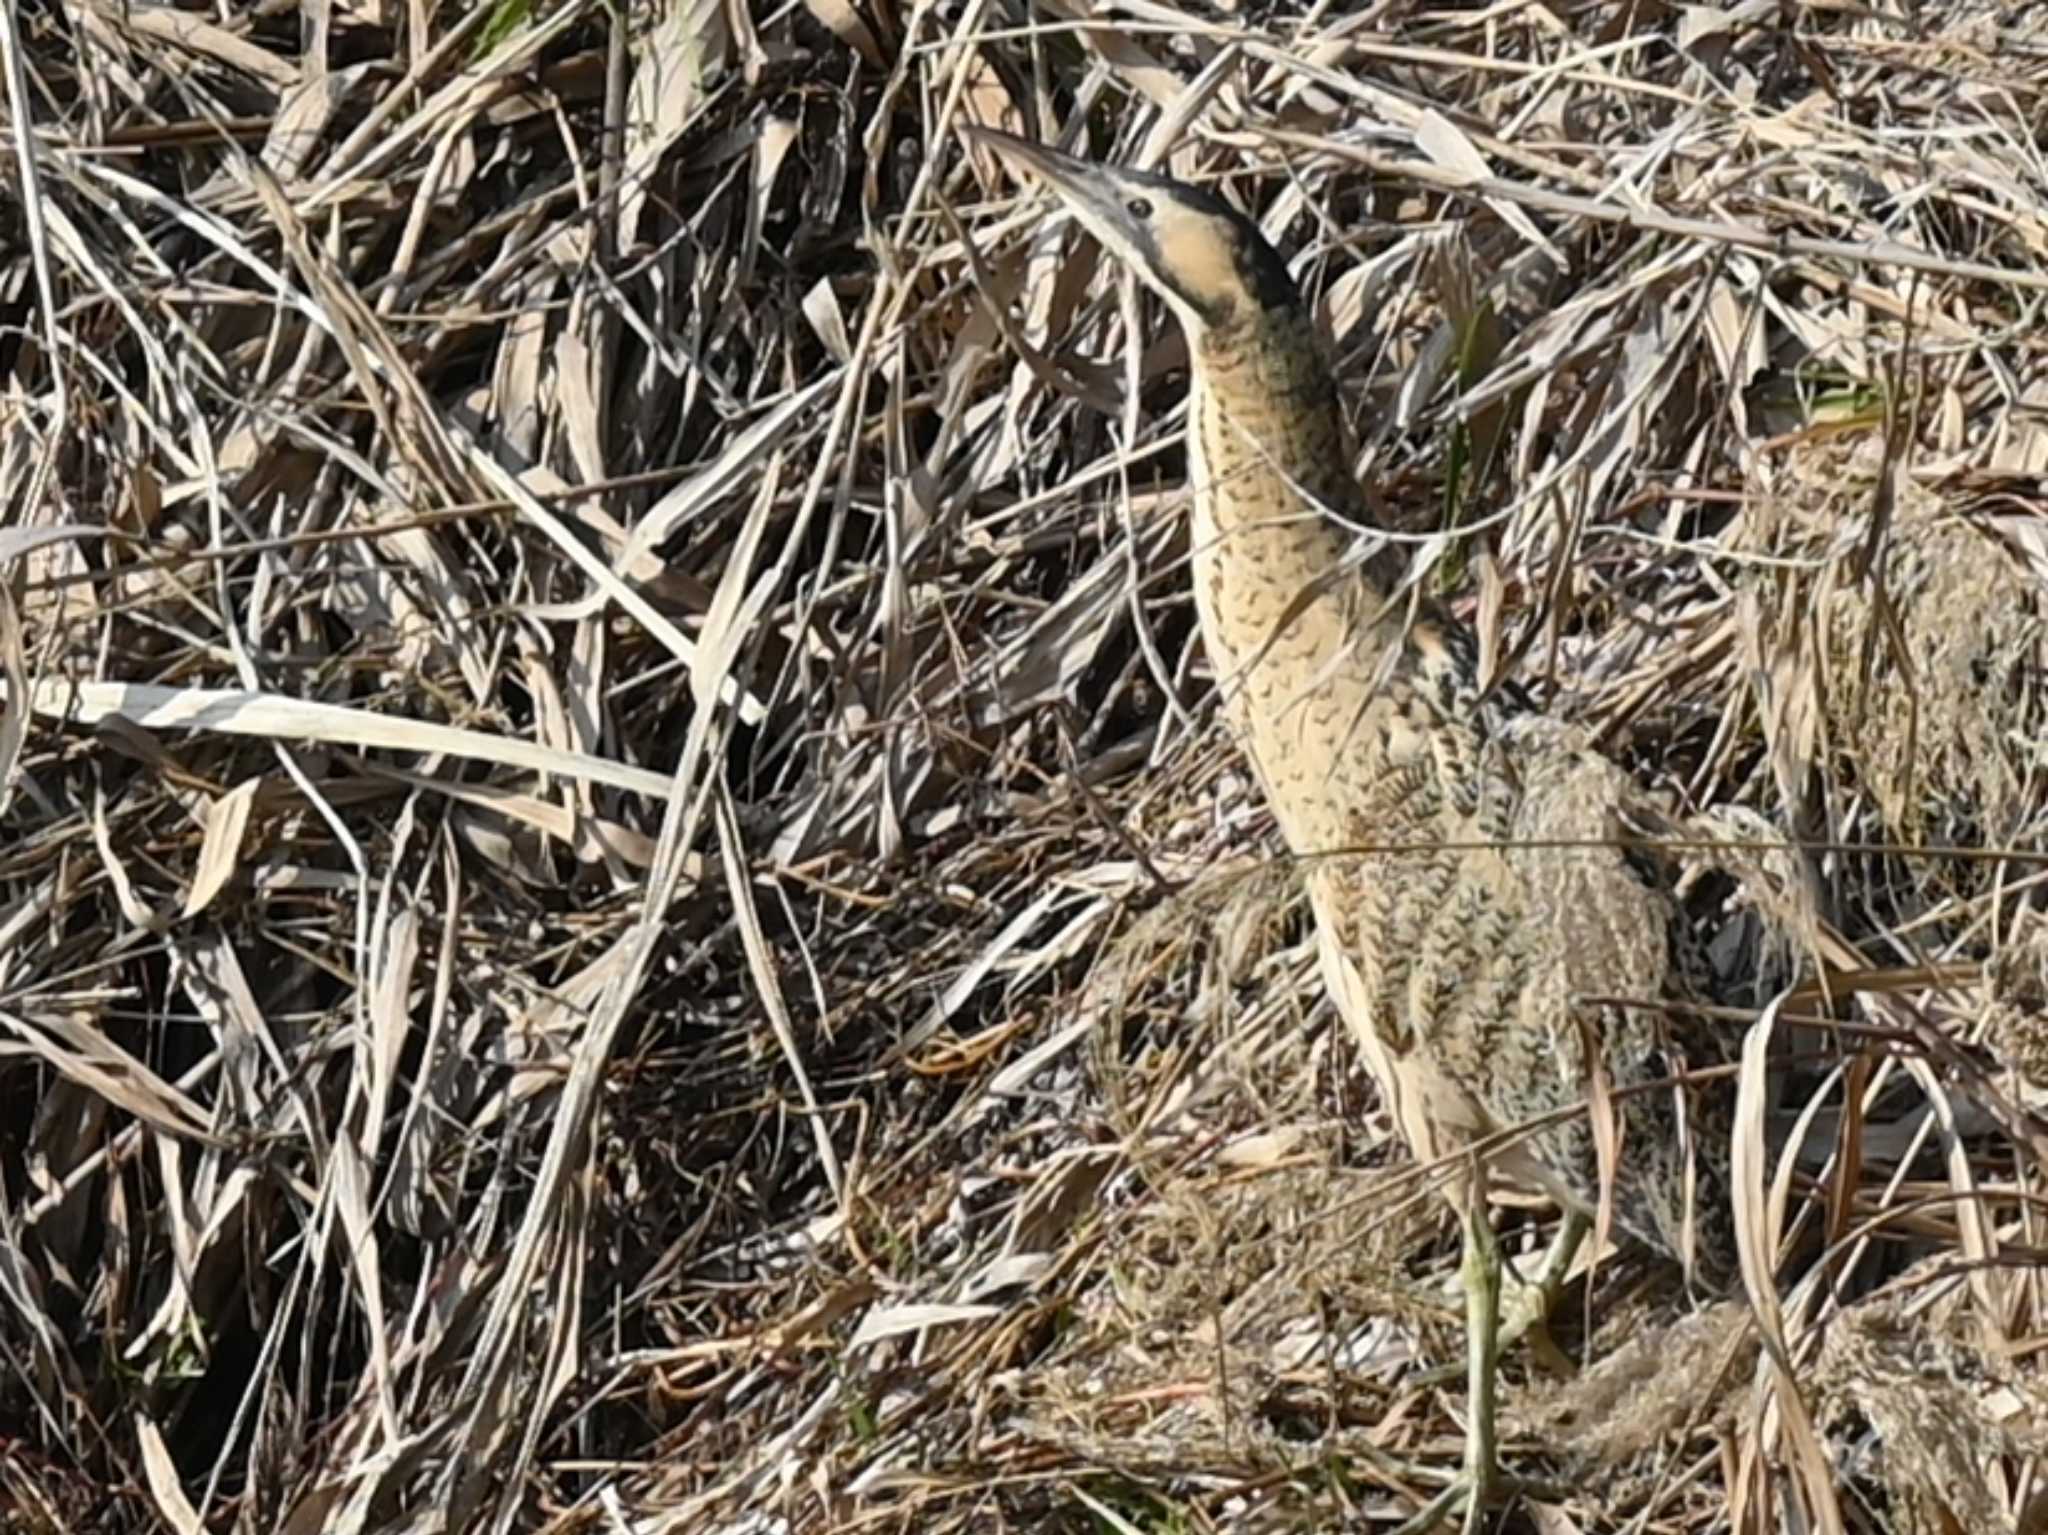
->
[965,126,1738,1526]
[1109,165,1727,1271]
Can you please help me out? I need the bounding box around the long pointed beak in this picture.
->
[960,125,1154,257]
[961,126,1101,192]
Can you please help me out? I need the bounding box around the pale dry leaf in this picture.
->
[801,0,882,65]
[1734,997,1847,1535]
[0,584,25,820]
[617,373,836,582]
[747,115,800,280]
[183,777,260,919]
[114,3,300,87]
[1143,45,1238,171]
[1215,1127,1309,1168]
[620,0,731,244]
[489,279,552,457]
[1414,108,1560,262]
[552,301,607,487]
[715,784,842,1198]
[264,69,349,180]
[134,1414,205,1535]
[1035,0,1184,109]
[90,787,160,930]
[325,1136,399,1442]
[365,906,418,1159]
[1414,108,1493,187]
[848,1303,1002,1348]
[20,679,679,800]
[802,276,854,363]
[958,51,1020,142]
[459,446,771,722]
[0,1009,217,1145]
[0,523,107,566]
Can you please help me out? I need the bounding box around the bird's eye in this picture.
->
[1125,196,1153,219]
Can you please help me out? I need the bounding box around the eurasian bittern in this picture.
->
[964,127,1738,1529]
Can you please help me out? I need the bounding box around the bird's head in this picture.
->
[964,127,1303,342]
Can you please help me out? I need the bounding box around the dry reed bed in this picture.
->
[2,0,2047,1530]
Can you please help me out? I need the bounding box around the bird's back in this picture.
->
[1313,696,1736,1281]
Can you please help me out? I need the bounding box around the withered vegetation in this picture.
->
[3,0,2048,1531]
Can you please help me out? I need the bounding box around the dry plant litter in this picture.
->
[4,0,2048,1531]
